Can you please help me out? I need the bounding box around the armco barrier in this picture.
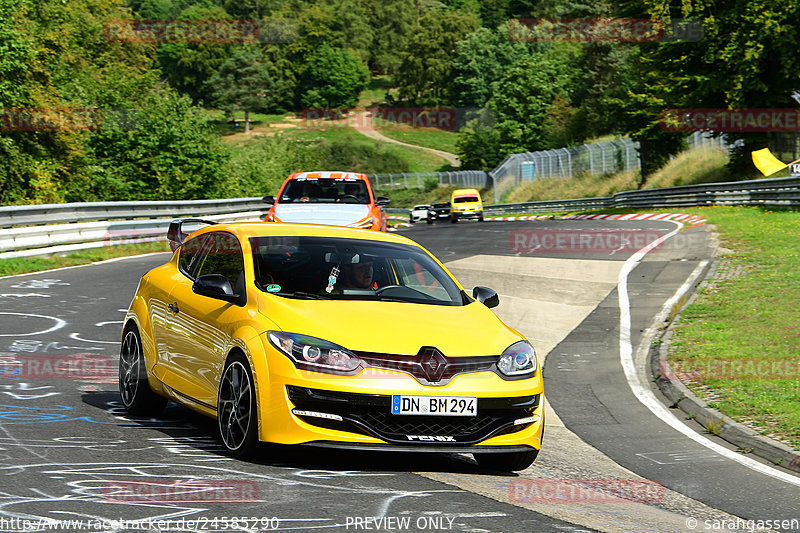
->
[0,198,269,259]
[2,176,800,258]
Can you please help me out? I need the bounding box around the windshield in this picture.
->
[251,236,466,305]
[278,178,371,204]
[454,195,480,203]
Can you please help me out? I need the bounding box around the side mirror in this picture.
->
[376,196,391,206]
[472,286,499,308]
[262,195,275,204]
[193,274,241,304]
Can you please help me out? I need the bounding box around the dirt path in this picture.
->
[351,109,461,168]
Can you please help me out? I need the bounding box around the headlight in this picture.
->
[349,217,375,229]
[497,341,537,377]
[267,332,362,374]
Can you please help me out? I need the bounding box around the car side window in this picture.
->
[178,235,208,280]
[195,232,245,291]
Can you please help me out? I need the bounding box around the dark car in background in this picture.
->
[426,202,451,224]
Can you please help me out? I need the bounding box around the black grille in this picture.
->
[287,386,539,445]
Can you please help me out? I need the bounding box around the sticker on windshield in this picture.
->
[266,284,281,293]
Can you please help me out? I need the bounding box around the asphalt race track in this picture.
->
[0,218,798,533]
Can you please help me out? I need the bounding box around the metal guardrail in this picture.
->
[0,199,269,259]
[3,176,800,258]
[482,176,800,215]
[0,197,267,228]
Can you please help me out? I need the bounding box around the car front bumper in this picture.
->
[251,338,544,451]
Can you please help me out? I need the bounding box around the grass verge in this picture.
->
[504,170,641,203]
[642,147,731,189]
[372,123,459,154]
[666,206,800,450]
[0,241,171,278]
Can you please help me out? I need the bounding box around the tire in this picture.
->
[478,213,484,222]
[218,353,259,458]
[409,216,414,224]
[473,448,539,471]
[426,217,433,225]
[450,216,458,224]
[118,326,167,416]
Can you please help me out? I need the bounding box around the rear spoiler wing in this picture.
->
[167,218,218,251]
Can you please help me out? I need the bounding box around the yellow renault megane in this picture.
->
[119,220,544,471]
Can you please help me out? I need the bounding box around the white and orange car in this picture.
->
[264,171,390,231]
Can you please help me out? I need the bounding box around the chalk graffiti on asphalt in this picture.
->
[8,279,69,289]
[8,340,104,353]
[0,383,59,400]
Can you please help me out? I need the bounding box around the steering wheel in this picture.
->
[375,285,431,300]
[339,194,360,203]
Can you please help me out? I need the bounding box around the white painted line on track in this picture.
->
[618,222,800,487]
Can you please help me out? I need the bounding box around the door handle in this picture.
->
[168,303,179,313]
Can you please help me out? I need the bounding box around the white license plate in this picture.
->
[391,395,477,416]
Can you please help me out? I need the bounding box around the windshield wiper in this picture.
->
[276,291,331,300]
[375,296,416,303]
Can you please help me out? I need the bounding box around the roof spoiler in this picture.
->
[167,218,218,251]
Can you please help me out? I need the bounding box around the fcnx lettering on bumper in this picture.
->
[406,435,456,442]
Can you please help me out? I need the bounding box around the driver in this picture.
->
[338,183,363,202]
[341,259,374,289]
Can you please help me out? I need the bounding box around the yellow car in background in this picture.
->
[119,220,543,471]
[450,188,484,223]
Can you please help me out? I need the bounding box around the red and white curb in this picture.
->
[395,212,707,226]
[564,213,706,226]
[485,215,552,221]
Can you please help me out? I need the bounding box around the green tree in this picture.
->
[299,44,369,109]
[619,1,800,175]
[206,48,280,133]
[395,8,479,105]
[448,23,533,108]
[87,89,230,200]
[455,109,502,169]
[156,5,234,103]
[0,0,233,204]
[490,48,577,154]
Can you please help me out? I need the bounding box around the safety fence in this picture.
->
[489,139,641,202]
[370,171,489,191]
